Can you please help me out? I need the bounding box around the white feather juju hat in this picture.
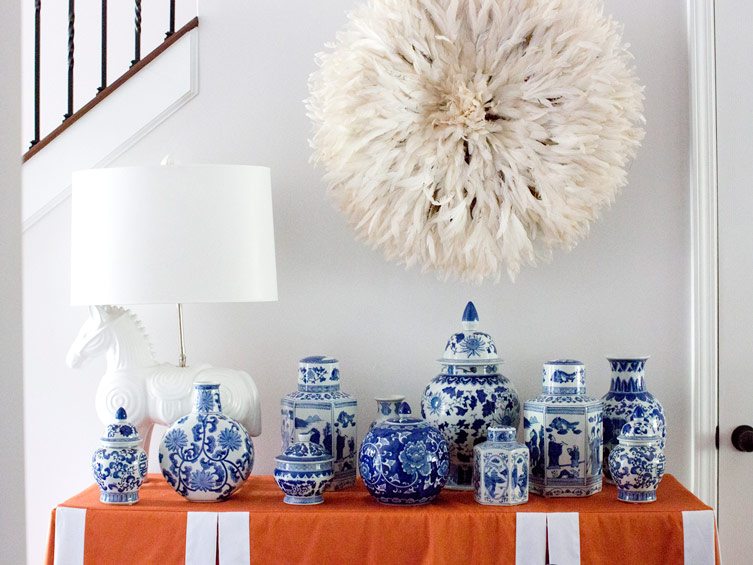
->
[307,0,645,282]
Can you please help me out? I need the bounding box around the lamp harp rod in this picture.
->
[177,303,187,368]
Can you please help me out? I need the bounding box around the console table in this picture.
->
[47,474,719,564]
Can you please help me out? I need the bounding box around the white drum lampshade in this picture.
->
[71,164,278,305]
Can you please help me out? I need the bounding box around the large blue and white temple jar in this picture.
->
[602,357,666,482]
[524,360,603,497]
[281,356,357,490]
[421,302,520,490]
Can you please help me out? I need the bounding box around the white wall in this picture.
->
[22,1,690,563]
[1,1,27,563]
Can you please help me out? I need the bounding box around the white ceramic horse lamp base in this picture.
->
[67,305,262,454]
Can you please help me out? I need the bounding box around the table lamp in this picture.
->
[67,162,277,450]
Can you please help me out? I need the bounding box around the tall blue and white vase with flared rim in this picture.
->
[608,405,666,503]
[158,382,255,501]
[92,407,148,504]
[523,360,603,497]
[281,356,357,490]
[601,356,666,483]
[421,302,520,490]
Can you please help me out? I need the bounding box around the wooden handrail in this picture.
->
[23,16,199,163]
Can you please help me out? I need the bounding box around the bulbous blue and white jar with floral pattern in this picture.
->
[473,426,529,506]
[360,398,449,505]
[159,382,254,502]
[274,430,334,505]
[421,302,520,490]
[92,407,148,504]
[524,360,603,497]
[281,356,358,490]
[602,357,666,482]
[608,406,666,503]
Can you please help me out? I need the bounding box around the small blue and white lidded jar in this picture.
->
[422,302,520,490]
[602,357,666,482]
[274,430,335,505]
[608,406,666,503]
[473,426,529,506]
[159,382,254,502]
[360,398,450,505]
[281,356,357,490]
[524,360,603,497]
[92,407,148,505]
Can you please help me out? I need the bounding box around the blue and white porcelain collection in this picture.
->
[88,301,669,509]
[524,360,604,497]
[158,382,255,502]
[92,407,148,504]
[422,302,520,490]
[274,430,334,505]
[281,356,358,490]
[359,397,450,504]
[473,426,529,505]
[608,406,666,503]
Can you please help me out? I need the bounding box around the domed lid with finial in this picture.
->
[438,302,503,366]
[276,430,334,464]
[100,407,141,447]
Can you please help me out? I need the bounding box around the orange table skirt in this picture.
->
[47,474,719,565]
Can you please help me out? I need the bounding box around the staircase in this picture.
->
[22,1,199,230]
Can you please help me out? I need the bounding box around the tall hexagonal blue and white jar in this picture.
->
[421,302,520,490]
[281,356,357,490]
[524,360,603,497]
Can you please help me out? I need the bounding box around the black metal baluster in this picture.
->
[166,0,175,38]
[64,0,74,120]
[131,0,141,66]
[98,0,107,92]
[31,0,41,146]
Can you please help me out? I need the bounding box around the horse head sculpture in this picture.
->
[67,305,262,455]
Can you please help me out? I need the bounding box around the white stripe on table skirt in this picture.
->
[515,512,547,565]
[547,512,581,565]
[54,507,86,565]
[185,512,218,565]
[219,512,250,564]
[683,510,717,565]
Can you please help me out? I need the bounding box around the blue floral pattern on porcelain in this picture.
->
[360,401,449,505]
[282,356,357,490]
[422,302,520,490]
[473,426,529,505]
[92,407,147,505]
[608,406,666,503]
[524,360,603,498]
[602,357,666,482]
[158,383,254,502]
[274,430,334,505]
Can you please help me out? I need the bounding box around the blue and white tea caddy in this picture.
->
[92,407,148,504]
[281,356,357,490]
[602,357,666,482]
[159,382,254,502]
[473,426,529,506]
[524,360,603,497]
[608,406,666,503]
[274,430,335,505]
[360,397,449,505]
[421,302,520,490]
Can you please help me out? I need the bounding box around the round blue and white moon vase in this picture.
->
[359,400,450,505]
[524,360,604,497]
[602,357,666,482]
[608,406,666,503]
[274,430,334,505]
[422,302,520,490]
[159,382,254,502]
[92,407,148,505]
[473,427,529,506]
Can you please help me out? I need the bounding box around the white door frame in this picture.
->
[688,0,719,509]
